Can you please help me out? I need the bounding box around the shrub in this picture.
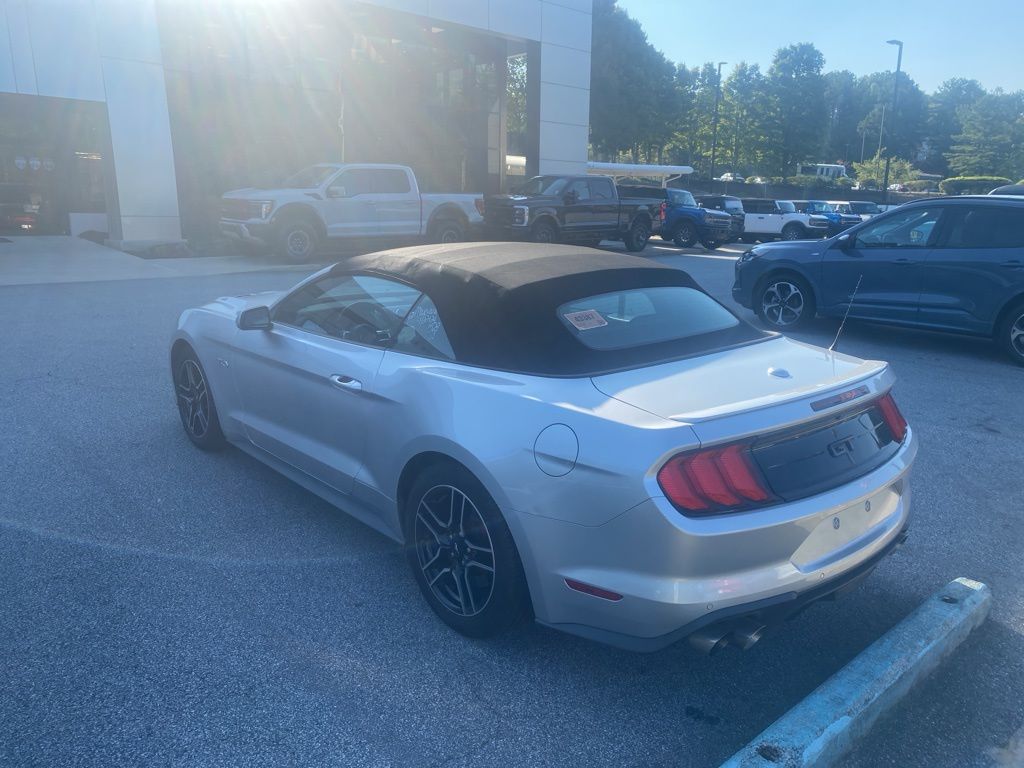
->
[786,174,832,188]
[939,176,1012,195]
[835,177,855,188]
[905,180,938,192]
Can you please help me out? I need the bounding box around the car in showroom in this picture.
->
[733,196,1024,365]
[171,243,916,653]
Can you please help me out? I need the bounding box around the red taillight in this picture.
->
[659,201,667,221]
[657,443,774,515]
[878,392,908,443]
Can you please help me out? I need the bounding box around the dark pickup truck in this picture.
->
[484,175,660,251]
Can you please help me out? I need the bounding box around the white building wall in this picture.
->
[0,0,182,245]
[360,0,593,175]
[1,0,591,245]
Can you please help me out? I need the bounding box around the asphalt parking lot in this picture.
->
[1,239,1022,767]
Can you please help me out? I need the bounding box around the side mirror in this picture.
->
[836,233,854,251]
[237,305,272,330]
[564,190,578,205]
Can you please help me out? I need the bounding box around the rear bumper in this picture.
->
[514,429,917,652]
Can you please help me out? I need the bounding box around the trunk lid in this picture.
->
[591,336,886,426]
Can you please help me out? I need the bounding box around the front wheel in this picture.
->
[624,218,651,252]
[998,301,1024,366]
[701,239,721,251]
[781,223,805,241]
[173,349,226,450]
[530,220,558,244]
[672,221,698,248]
[404,463,531,638]
[755,274,816,330]
[277,220,320,263]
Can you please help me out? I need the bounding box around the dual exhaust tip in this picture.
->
[688,618,767,655]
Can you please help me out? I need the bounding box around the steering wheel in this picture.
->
[341,302,395,344]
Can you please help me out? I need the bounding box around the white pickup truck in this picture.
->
[220,164,484,262]
[739,198,830,242]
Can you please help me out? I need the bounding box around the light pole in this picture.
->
[709,61,726,186]
[881,39,903,200]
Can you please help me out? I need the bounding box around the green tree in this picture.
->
[853,152,917,187]
[946,91,1024,179]
[767,43,827,174]
[922,78,985,175]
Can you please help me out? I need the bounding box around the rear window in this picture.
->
[557,286,740,351]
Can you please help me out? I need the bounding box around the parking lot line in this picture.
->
[719,577,991,768]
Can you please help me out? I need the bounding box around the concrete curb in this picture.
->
[720,577,992,768]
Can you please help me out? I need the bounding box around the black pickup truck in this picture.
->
[483,175,660,251]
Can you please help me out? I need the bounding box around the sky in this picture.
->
[616,0,1024,94]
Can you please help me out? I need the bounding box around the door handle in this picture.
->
[329,374,363,392]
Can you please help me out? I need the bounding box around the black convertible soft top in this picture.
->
[338,243,767,376]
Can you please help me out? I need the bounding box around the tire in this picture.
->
[755,273,817,330]
[672,221,698,248]
[530,219,558,244]
[740,235,757,244]
[277,220,320,263]
[997,300,1024,366]
[431,218,465,244]
[624,218,651,252]
[172,347,226,450]
[781,223,805,241]
[702,239,721,251]
[403,462,531,638]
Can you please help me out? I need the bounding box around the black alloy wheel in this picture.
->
[404,463,531,638]
[672,221,697,248]
[175,352,225,449]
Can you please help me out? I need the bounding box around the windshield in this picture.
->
[851,202,881,214]
[558,286,740,351]
[668,189,697,207]
[805,201,835,213]
[777,200,796,213]
[281,166,338,189]
[513,176,568,196]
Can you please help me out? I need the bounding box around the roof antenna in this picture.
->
[829,273,863,353]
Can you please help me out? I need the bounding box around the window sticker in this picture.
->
[563,309,608,331]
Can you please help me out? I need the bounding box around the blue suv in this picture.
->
[732,196,1024,364]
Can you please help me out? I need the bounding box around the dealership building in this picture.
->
[0,0,592,245]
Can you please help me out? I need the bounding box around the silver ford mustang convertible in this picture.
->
[171,243,916,653]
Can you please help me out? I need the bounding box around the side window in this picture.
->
[567,179,591,201]
[394,294,455,360]
[328,169,374,198]
[372,169,412,194]
[589,178,614,200]
[944,206,1024,249]
[273,274,421,346]
[854,208,943,249]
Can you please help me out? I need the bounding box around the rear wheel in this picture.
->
[403,463,531,638]
[702,239,721,251]
[173,348,226,450]
[624,218,651,252]
[431,218,465,244]
[998,300,1024,366]
[530,219,558,244]
[672,221,698,248]
[755,274,816,330]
